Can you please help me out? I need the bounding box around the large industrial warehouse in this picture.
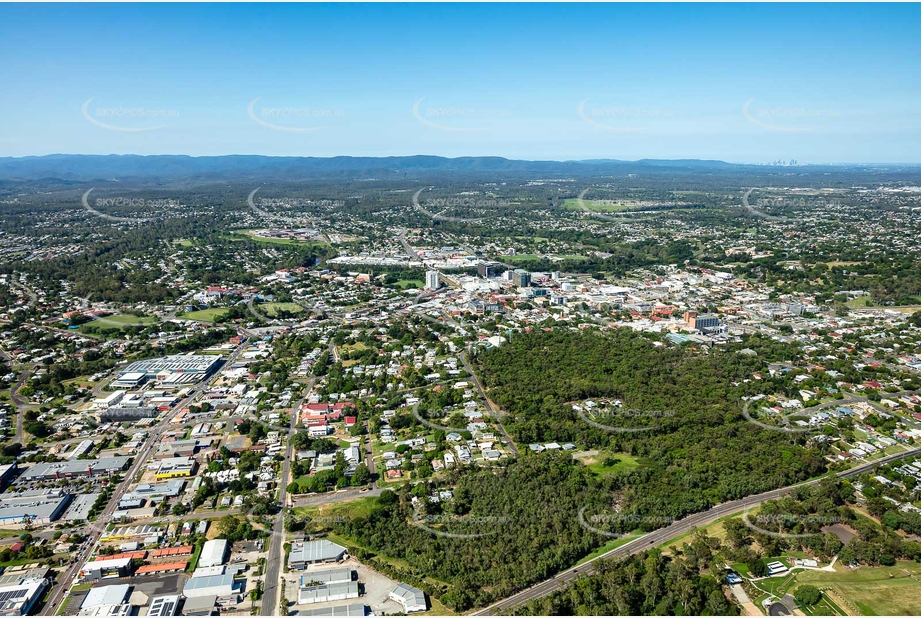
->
[0,489,72,525]
[18,458,130,482]
[198,539,229,568]
[113,354,222,389]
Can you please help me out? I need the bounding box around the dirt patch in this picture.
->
[572,450,600,464]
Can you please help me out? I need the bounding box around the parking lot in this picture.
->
[282,558,405,615]
[128,573,189,598]
[62,493,98,521]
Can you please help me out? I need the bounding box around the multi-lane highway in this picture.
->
[474,447,921,615]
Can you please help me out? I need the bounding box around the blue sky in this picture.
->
[1,3,918,163]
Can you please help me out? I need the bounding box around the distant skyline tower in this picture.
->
[425,270,440,291]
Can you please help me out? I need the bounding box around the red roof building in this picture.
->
[150,545,194,558]
[135,561,187,575]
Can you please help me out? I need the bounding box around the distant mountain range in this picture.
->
[0,154,764,183]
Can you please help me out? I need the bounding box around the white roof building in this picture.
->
[182,573,237,598]
[81,584,132,609]
[198,539,228,568]
[389,583,427,613]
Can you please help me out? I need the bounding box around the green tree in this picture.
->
[749,558,768,578]
[794,585,822,607]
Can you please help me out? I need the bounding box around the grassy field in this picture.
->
[181,308,230,322]
[187,541,205,572]
[845,296,876,308]
[261,302,304,317]
[561,198,635,212]
[655,508,751,552]
[289,475,314,493]
[235,231,331,251]
[575,535,636,565]
[791,562,921,616]
[62,376,97,389]
[292,496,381,523]
[391,278,423,289]
[81,313,158,332]
[576,451,641,476]
[505,253,584,263]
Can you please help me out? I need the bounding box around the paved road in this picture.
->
[459,349,519,457]
[474,447,921,615]
[39,340,249,615]
[247,296,299,328]
[10,367,33,443]
[414,288,438,304]
[291,485,384,507]
[398,232,421,260]
[261,373,317,616]
[849,305,921,313]
[776,389,921,431]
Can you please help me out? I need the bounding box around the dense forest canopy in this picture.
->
[325,329,829,612]
[475,329,827,518]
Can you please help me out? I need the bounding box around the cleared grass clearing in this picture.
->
[261,302,303,317]
[81,313,158,332]
[561,198,635,212]
[787,562,921,616]
[574,451,640,476]
[181,308,230,322]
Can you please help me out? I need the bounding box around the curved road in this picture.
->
[474,446,921,615]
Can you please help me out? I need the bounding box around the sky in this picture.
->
[0,2,919,164]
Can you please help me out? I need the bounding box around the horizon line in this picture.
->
[2,153,921,167]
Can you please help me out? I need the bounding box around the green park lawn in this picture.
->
[261,302,304,317]
[790,561,921,616]
[80,313,158,332]
[561,198,634,212]
[582,452,641,476]
[181,308,230,322]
